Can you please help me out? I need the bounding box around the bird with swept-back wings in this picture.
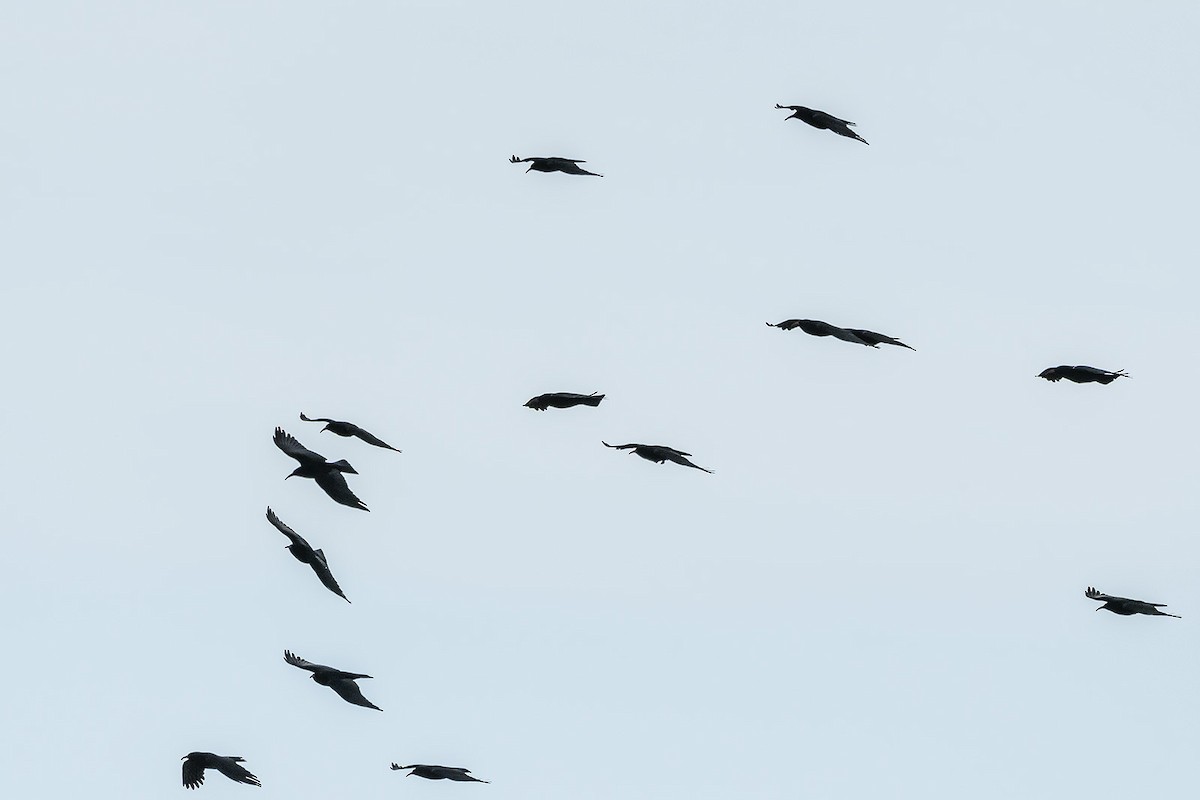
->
[775,104,869,144]
[391,763,490,783]
[284,649,381,710]
[602,441,713,474]
[274,427,369,511]
[265,508,350,603]
[181,752,260,789]
[299,412,401,452]
[1086,586,1180,618]
[509,155,603,176]
[524,392,605,411]
[1038,366,1129,385]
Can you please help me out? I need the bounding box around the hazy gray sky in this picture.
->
[3,2,1198,798]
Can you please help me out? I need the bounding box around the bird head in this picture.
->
[285,468,303,480]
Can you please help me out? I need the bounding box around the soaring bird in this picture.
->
[509,155,603,177]
[845,329,915,351]
[766,319,871,346]
[1038,366,1129,385]
[265,508,350,603]
[602,441,713,473]
[274,427,369,511]
[1086,587,1180,618]
[524,392,605,411]
[391,764,490,783]
[284,650,381,710]
[775,104,869,144]
[181,752,261,790]
[299,412,401,452]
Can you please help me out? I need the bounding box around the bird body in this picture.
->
[602,441,713,473]
[524,392,605,411]
[274,427,369,511]
[300,412,401,452]
[1038,366,1128,384]
[391,763,490,783]
[510,155,603,176]
[775,104,868,144]
[181,752,260,790]
[284,650,381,709]
[1086,586,1179,617]
[265,508,350,602]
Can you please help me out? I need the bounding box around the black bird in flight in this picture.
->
[510,155,603,176]
[1037,366,1129,385]
[767,318,912,349]
[265,508,350,603]
[775,104,868,144]
[300,412,401,452]
[181,752,261,790]
[284,649,381,710]
[391,764,490,783]
[274,427,369,511]
[1086,587,1180,618]
[602,441,713,473]
[524,392,605,411]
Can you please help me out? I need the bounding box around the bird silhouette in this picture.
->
[284,649,381,710]
[299,413,401,452]
[1038,366,1129,384]
[602,441,713,473]
[524,392,605,411]
[775,104,868,144]
[1086,587,1180,618]
[181,752,261,790]
[274,427,369,511]
[391,764,490,783]
[509,155,603,176]
[265,508,350,603]
[766,319,871,346]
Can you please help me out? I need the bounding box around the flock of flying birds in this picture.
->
[180,102,1174,791]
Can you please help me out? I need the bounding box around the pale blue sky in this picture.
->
[2,2,1198,797]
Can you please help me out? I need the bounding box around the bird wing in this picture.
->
[265,507,308,549]
[1085,586,1130,603]
[659,446,693,457]
[314,470,370,511]
[330,677,382,710]
[351,426,401,451]
[310,549,351,602]
[274,427,326,464]
[812,109,853,126]
[665,451,713,473]
[775,104,802,110]
[284,649,331,673]
[214,757,261,787]
[602,441,638,450]
[825,325,871,346]
[767,319,803,330]
[300,412,337,424]
[549,157,585,162]
[525,394,550,410]
[510,155,532,163]
[182,758,206,789]
[847,329,914,350]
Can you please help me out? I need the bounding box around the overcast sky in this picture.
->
[2,2,1199,798]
